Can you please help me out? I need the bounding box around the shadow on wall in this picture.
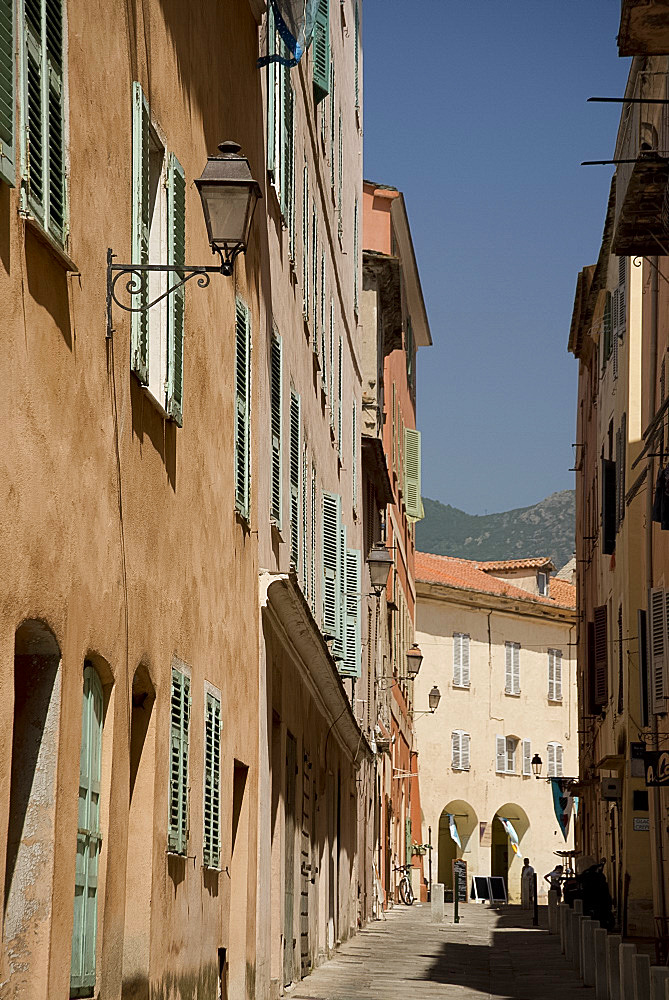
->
[24,228,73,350]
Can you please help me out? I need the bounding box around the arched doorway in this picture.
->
[437,801,477,889]
[491,803,530,901]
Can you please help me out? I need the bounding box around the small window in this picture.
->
[496,734,518,774]
[453,633,470,688]
[537,572,548,596]
[451,730,470,771]
[506,736,518,774]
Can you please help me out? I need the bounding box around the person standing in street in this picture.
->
[544,863,564,902]
[521,858,535,909]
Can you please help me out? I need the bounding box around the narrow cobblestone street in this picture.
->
[292,904,592,1000]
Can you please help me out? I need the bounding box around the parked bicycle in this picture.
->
[393,864,414,906]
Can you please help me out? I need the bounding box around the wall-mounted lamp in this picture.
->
[367,543,393,595]
[406,643,423,679]
[107,140,261,337]
[532,753,543,777]
[414,685,441,717]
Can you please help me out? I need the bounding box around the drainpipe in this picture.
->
[647,256,667,922]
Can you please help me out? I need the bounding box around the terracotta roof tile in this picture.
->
[478,557,555,572]
[415,552,575,609]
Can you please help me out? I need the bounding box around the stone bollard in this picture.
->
[620,943,637,1000]
[566,907,575,963]
[634,955,651,1000]
[572,910,584,972]
[608,935,623,1000]
[431,883,444,923]
[559,903,569,955]
[578,916,590,978]
[595,928,609,1000]
[583,918,596,986]
[651,966,669,1000]
[548,889,559,934]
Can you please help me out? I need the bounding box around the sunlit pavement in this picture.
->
[291,902,594,1000]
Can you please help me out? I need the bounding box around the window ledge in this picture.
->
[548,697,563,705]
[504,691,521,698]
[452,683,470,690]
[22,213,78,272]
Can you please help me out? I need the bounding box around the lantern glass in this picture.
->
[428,685,441,712]
[199,183,256,247]
[532,753,543,777]
[406,644,423,678]
[367,544,393,592]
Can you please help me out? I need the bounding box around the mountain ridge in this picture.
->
[415,490,575,571]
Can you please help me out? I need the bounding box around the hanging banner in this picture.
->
[644,750,669,786]
[447,813,462,849]
[498,816,520,854]
[551,778,574,840]
[258,0,319,67]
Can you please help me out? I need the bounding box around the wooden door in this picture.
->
[300,749,313,977]
[284,732,297,987]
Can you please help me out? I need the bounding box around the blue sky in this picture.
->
[362,0,630,514]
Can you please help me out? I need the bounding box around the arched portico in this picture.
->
[491,802,530,901]
[437,800,478,889]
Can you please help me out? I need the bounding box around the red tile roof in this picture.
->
[415,552,576,610]
[478,557,555,572]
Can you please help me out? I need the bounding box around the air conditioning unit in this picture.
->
[601,778,622,800]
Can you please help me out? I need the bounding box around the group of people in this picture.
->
[519,856,613,928]
[519,858,564,908]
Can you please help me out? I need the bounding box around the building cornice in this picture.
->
[416,579,576,625]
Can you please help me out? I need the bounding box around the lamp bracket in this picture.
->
[106,244,244,338]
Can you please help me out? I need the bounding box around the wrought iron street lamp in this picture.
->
[413,685,441,717]
[406,643,423,679]
[532,753,543,777]
[107,140,261,337]
[367,543,393,595]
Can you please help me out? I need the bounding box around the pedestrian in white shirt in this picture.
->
[521,858,535,909]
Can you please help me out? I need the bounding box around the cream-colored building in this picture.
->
[414,553,577,903]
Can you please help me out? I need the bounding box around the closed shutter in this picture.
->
[266,9,276,173]
[639,608,649,728]
[462,634,470,686]
[312,207,318,343]
[302,163,309,319]
[329,299,335,427]
[548,650,555,701]
[512,644,520,694]
[461,733,471,771]
[617,256,626,340]
[270,333,282,527]
[322,491,341,642]
[337,523,346,657]
[451,732,460,769]
[302,444,308,597]
[453,634,462,687]
[167,153,186,426]
[556,744,564,778]
[593,604,609,706]
[290,390,301,570]
[337,336,343,454]
[337,111,342,236]
[168,668,190,854]
[235,299,251,519]
[70,665,103,996]
[310,464,316,611]
[329,69,335,189]
[650,588,667,714]
[404,428,424,520]
[612,307,619,379]
[0,0,15,186]
[547,743,556,778]
[25,0,44,221]
[312,0,329,104]
[320,250,327,383]
[505,643,513,694]
[602,458,616,553]
[354,1,359,109]
[496,735,506,773]
[131,81,150,384]
[353,198,359,313]
[341,548,361,677]
[352,401,357,513]
[620,413,627,527]
[203,692,221,868]
[554,650,562,700]
[286,82,295,260]
[522,739,532,776]
[603,290,612,364]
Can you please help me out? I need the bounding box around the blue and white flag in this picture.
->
[551,779,573,841]
[258,0,320,67]
[447,813,462,849]
[498,816,520,855]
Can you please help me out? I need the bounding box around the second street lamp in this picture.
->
[367,544,393,595]
[406,643,423,679]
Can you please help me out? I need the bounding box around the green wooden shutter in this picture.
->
[266,8,276,173]
[302,162,309,319]
[353,198,359,313]
[354,2,359,109]
[131,81,150,384]
[45,0,64,242]
[301,442,308,596]
[24,0,44,221]
[235,299,251,519]
[168,668,190,854]
[322,490,341,641]
[203,692,221,869]
[405,816,412,868]
[167,153,186,426]
[337,522,346,657]
[352,401,357,513]
[0,0,15,186]
[337,336,342,454]
[270,332,282,527]
[403,428,424,520]
[602,290,612,365]
[70,665,103,997]
[329,68,335,189]
[290,389,301,569]
[312,0,329,104]
[341,548,361,677]
[310,463,316,610]
[312,205,318,344]
[337,112,342,236]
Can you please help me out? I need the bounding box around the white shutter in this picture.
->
[505,644,512,693]
[554,651,562,701]
[547,743,556,778]
[453,634,462,687]
[461,733,471,771]
[462,635,470,687]
[556,744,564,778]
[451,731,460,770]
[548,651,555,701]
[650,587,666,714]
[522,739,531,776]
[506,737,516,773]
[496,735,506,773]
[512,644,520,694]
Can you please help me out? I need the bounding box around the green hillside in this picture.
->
[415,490,575,571]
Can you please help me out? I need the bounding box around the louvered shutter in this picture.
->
[352,402,358,513]
[639,608,650,728]
[451,732,460,769]
[70,665,103,996]
[341,549,361,677]
[131,82,150,384]
[322,491,341,642]
[496,735,506,773]
[603,291,612,364]
[512,644,520,694]
[203,692,221,869]
[329,299,335,425]
[354,198,359,313]
[505,643,513,694]
[320,251,327,384]
[404,428,424,520]
[45,0,64,241]
[650,588,667,714]
[312,207,318,343]
[270,333,282,527]
[617,256,626,339]
[235,300,251,519]
[461,733,471,771]
[0,0,15,186]
[522,739,532,776]
[620,413,627,526]
[556,744,564,778]
[167,154,186,425]
[329,68,335,189]
[554,650,562,700]
[302,164,309,319]
[266,9,276,173]
[453,634,462,687]
[310,464,316,610]
[593,605,609,706]
[168,668,190,854]
[337,523,346,657]
[462,635,470,687]
[602,458,616,554]
[548,650,555,701]
[312,0,329,104]
[354,1,359,109]
[289,390,301,570]
[25,0,44,221]
[337,336,343,454]
[612,308,619,379]
[301,444,308,596]
[547,743,556,778]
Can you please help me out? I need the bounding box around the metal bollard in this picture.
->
[595,927,609,1000]
[608,935,623,1000]
[454,873,460,924]
[634,954,651,1000]
[620,943,637,1000]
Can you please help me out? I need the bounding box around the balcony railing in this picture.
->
[618,1,669,57]
[613,72,669,256]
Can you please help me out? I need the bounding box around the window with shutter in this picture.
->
[453,633,470,688]
[337,523,346,658]
[593,604,609,706]
[168,667,190,855]
[302,162,309,319]
[266,9,276,174]
[404,428,424,521]
[322,491,341,643]
[337,111,342,237]
[602,291,612,365]
[522,740,532,776]
[329,68,335,189]
[451,731,460,769]
[312,0,329,104]
[616,256,626,340]
[639,608,650,728]
[496,735,506,773]
[167,153,186,426]
[505,642,520,695]
[302,443,308,597]
[0,0,15,186]
[506,737,517,773]
[353,197,359,314]
[70,664,103,997]
[235,299,251,520]
[354,1,359,110]
[547,742,557,778]
[556,744,564,778]
[270,333,282,528]
[619,413,627,528]
[22,0,65,242]
[337,336,343,454]
[352,401,357,513]
[548,649,563,701]
[310,463,317,611]
[341,548,361,677]
[650,587,667,714]
[329,299,335,428]
[461,733,471,771]
[289,390,301,570]
[602,457,616,555]
[131,82,150,384]
[320,250,327,384]
[203,691,221,869]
